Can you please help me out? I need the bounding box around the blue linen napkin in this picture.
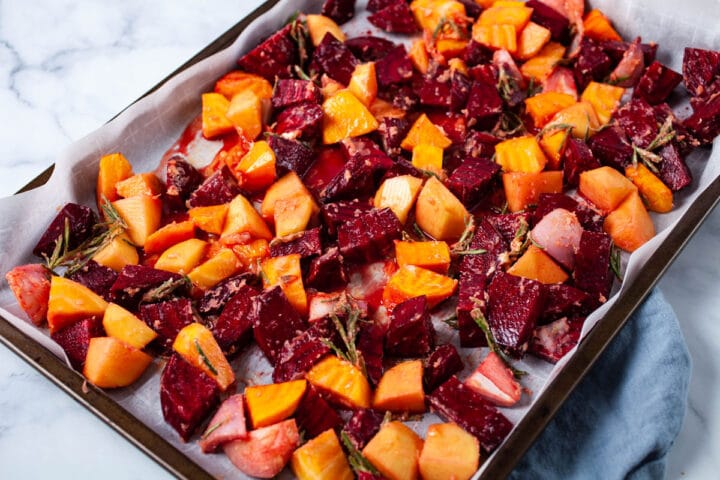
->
[509,288,691,479]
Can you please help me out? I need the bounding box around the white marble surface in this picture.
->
[0,1,718,479]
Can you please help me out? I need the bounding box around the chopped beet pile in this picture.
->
[6,1,720,478]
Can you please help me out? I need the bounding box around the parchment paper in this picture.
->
[0,1,717,478]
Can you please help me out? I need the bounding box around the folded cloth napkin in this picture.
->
[509,288,691,480]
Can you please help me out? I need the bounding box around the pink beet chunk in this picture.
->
[530,208,583,270]
[199,394,248,453]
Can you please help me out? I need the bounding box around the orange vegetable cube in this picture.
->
[261,172,319,223]
[245,380,308,429]
[401,113,452,151]
[418,423,481,480]
[173,322,235,391]
[546,101,601,139]
[604,191,656,252]
[232,239,270,273]
[478,3,532,29]
[154,238,209,274]
[539,128,572,170]
[412,144,444,177]
[306,14,346,46]
[409,39,430,74]
[112,195,162,247]
[520,42,566,82]
[435,39,470,62]
[580,81,625,126]
[448,58,469,76]
[322,90,379,144]
[525,92,577,128]
[394,240,451,274]
[201,92,234,139]
[223,193,273,240]
[188,248,243,290]
[578,166,637,213]
[226,90,263,141]
[96,152,133,209]
[415,176,470,241]
[188,204,229,235]
[115,173,163,199]
[374,175,424,225]
[92,232,139,272]
[363,421,424,480]
[291,429,354,480]
[583,9,622,42]
[502,171,564,212]
[83,337,152,389]
[306,356,371,409]
[274,194,316,238]
[373,360,426,413]
[410,0,467,33]
[507,245,569,284]
[495,135,548,173]
[383,265,458,309]
[517,22,552,60]
[321,74,345,99]
[144,220,196,255]
[215,71,273,101]
[102,303,157,349]
[47,276,108,334]
[471,24,518,55]
[262,254,307,315]
[369,98,407,120]
[348,62,378,107]
[232,140,276,192]
[625,163,674,213]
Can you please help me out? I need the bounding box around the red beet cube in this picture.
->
[33,203,97,259]
[466,80,503,129]
[270,227,323,259]
[385,296,435,357]
[573,231,613,305]
[68,260,118,301]
[294,385,344,440]
[337,208,403,262]
[657,143,692,191]
[237,23,298,81]
[682,47,720,97]
[457,254,494,347]
[587,125,633,171]
[423,344,463,393]
[342,409,384,451]
[428,376,513,453]
[541,284,593,324]
[321,151,393,202]
[51,316,104,371]
[321,0,355,25]
[447,157,500,207]
[268,135,315,178]
[526,0,569,41]
[160,354,220,441]
[464,42,494,67]
[139,297,195,351]
[198,273,256,316]
[306,246,349,290]
[378,117,411,158]
[375,45,414,88]
[275,102,324,139]
[272,319,333,383]
[271,79,322,109]
[615,97,659,149]
[367,0,396,12]
[165,156,203,210]
[486,213,531,245]
[368,1,420,34]
[252,286,308,365]
[563,138,601,188]
[310,33,358,85]
[465,130,501,159]
[574,38,613,90]
[487,272,545,352]
[684,91,720,147]
[187,167,240,208]
[212,283,259,355]
[345,35,397,62]
[322,198,375,236]
[110,265,185,311]
[356,322,385,387]
[634,61,683,105]
[529,316,584,363]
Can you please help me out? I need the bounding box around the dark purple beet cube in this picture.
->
[51,316,104,371]
[526,0,569,41]
[470,217,508,256]
[110,265,185,311]
[294,385,343,439]
[160,354,220,441]
[574,38,613,90]
[423,344,463,393]
[486,213,530,245]
[357,322,385,387]
[385,296,435,357]
[563,138,601,188]
[682,47,720,97]
[378,82,419,111]
[378,117,411,158]
[341,136,386,159]
[272,320,333,383]
[382,158,423,181]
[457,0,482,19]
[368,1,419,34]
[466,80,503,129]
[415,70,453,109]
[588,124,634,171]
[237,22,298,81]
[375,45,414,88]
[634,61,683,105]
[33,203,97,259]
[310,33,357,85]
[684,91,720,146]
[252,286,308,365]
[465,131,500,159]
[321,152,393,202]
[212,284,259,355]
[165,156,203,210]
[322,198,375,236]
[457,254,494,348]
[447,157,500,207]
[139,297,195,350]
[487,272,545,352]
[345,35,396,62]
[198,273,256,316]
[268,135,315,178]
[68,260,118,301]
[306,246,348,290]
[463,41,493,66]
[428,376,513,453]
[337,208,403,262]
[427,111,467,144]
[270,227,323,259]
[367,0,396,12]
[321,0,355,24]
[615,97,659,149]
[275,102,324,139]
[272,79,322,109]
[658,143,693,191]
[601,40,657,66]
[342,409,384,451]
[573,231,613,305]
[529,316,584,363]
[187,167,240,208]
[541,284,592,324]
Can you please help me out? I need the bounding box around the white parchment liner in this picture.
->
[0,1,718,478]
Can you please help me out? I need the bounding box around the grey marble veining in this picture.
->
[0,1,718,479]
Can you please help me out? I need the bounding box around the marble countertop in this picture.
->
[0,1,718,478]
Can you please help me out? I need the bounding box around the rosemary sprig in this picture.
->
[141,276,191,304]
[493,110,526,138]
[413,222,430,241]
[647,116,676,151]
[450,216,484,256]
[341,431,380,475]
[508,217,531,260]
[441,313,458,329]
[536,122,574,140]
[496,67,518,105]
[470,304,527,379]
[201,420,226,439]
[432,16,469,41]
[632,145,662,174]
[195,339,219,376]
[610,245,623,281]
[631,115,676,173]
[325,303,366,373]
[289,17,310,71]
